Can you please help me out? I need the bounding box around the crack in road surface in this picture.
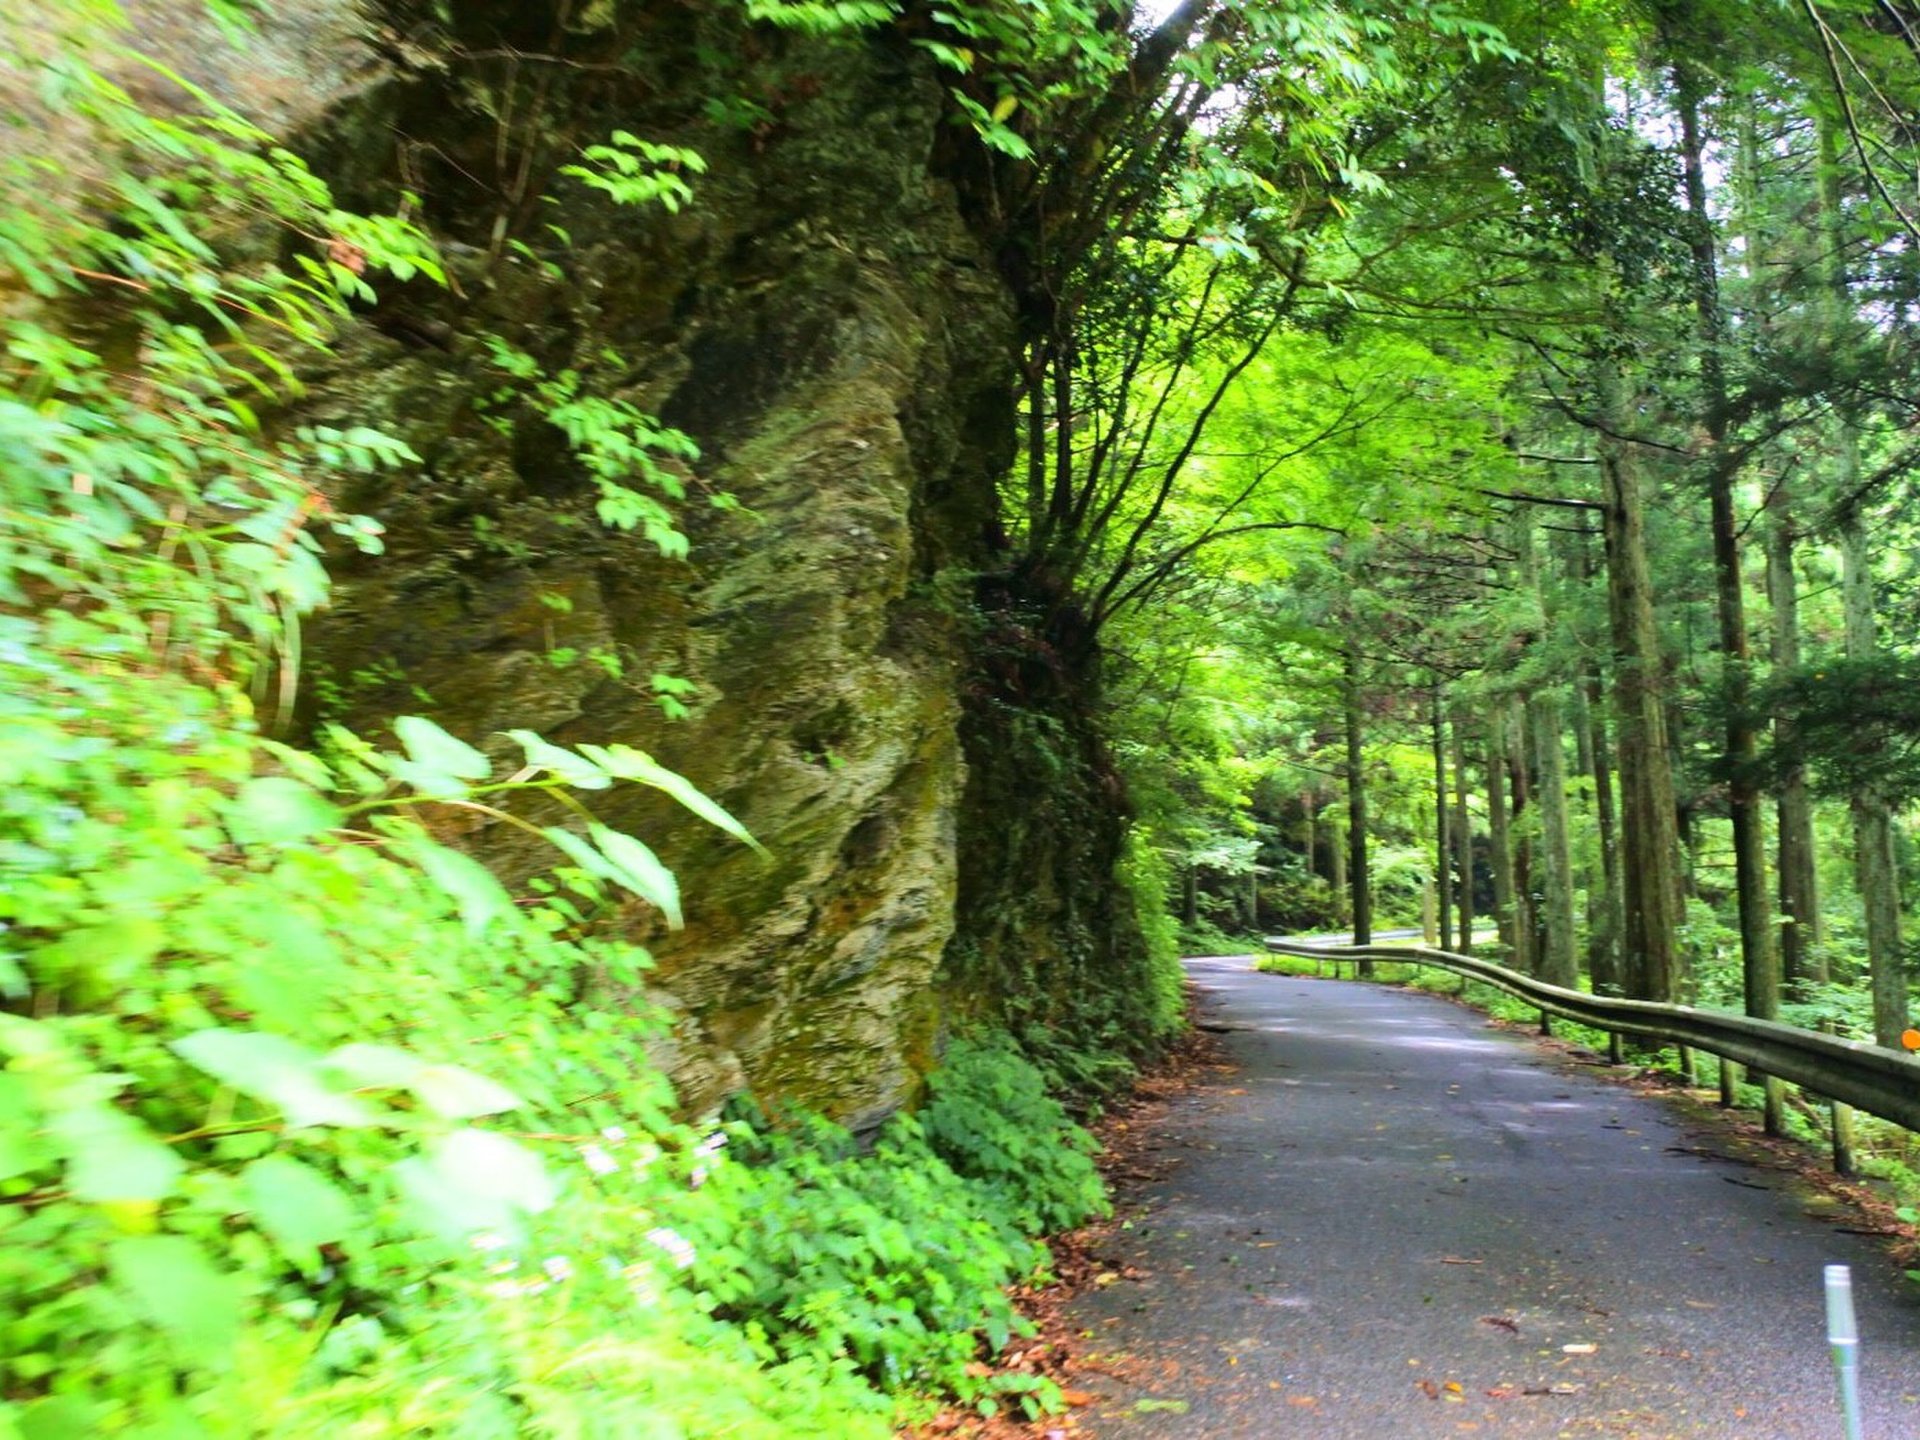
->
[1067,957,1920,1438]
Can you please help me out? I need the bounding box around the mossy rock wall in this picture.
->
[281,2,1020,1127]
[99,0,1151,1125]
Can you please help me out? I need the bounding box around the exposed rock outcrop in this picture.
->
[66,0,1158,1125]
[293,3,1015,1125]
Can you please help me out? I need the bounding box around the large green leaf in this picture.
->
[393,1128,555,1244]
[384,715,493,794]
[540,825,621,888]
[392,716,492,780]
[323,1042,426,1090]
[32,917,167,993]
[222,776,341,846]
[241,1154,355,1274]
[505,730,611,789]
[49,1104,184,1204]
[588,822,682,928]
[577,744,763,852]
[108,1236,241,1365]
[411,1064,524,1120]
[172,1029,379,1129]
[401,836,513,936]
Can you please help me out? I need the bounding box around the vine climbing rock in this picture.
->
[1068,959,1920,1437]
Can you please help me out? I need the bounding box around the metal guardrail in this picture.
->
[1263,938,1920,1134]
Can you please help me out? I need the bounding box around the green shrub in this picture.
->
[921,1033,1109,1236]
[1,9,1115,1435]
[668,1034,1108,1416]
[1116,827,1189,1040]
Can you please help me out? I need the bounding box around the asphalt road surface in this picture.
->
[1066,957,1920,1438]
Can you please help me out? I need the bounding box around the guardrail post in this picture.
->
[1719,1057,1739,1107]
[1762,1075,1784,1137]
[1678,1045,1698,1085]
[1832,1100,1856,1176]
[1608,1031,1625,1065]
[1538,1009,1551,1036]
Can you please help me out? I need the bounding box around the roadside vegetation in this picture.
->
[15,0,1920,1431]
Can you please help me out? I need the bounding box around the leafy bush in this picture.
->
[1116,828,1189,1040]
[921,1033,1109,1236]
[2,9,1117,1435]
[669,1034,1108,1417]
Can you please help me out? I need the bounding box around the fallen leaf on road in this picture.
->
[1480,1315,1520,1333]
[1418,1380,1441,1399]
[1060,1390,1094,1407]
[1561,1343,1596,1354]
[1438,1256,1483,1265]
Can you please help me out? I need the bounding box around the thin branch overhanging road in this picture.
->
[1067,958,1920,1438]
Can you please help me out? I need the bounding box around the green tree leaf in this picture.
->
[392,1128,556,1243]
[588,822,683,927]
[172,1029,380,1128]
[401,836,513,936]
[222,775,342,845]
[392,715,492,782]
[505,729,611,789]
[322,1042,426,1090]
[240,1154,355,1274]
[108,1236,241,1365]
[51,1104,185,1204]
[411,1064,524,1120]
[578,744,763,852]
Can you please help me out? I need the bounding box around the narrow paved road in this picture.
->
[1067,957,1920,1438]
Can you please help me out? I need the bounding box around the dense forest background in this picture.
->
[9,0,1920,1432]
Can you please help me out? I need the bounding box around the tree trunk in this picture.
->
[1530,688,1579,990]
[1345,642,1372,962]
[1580,670,1625,993]
[1675,71,1779,1118]
[1330,806,1348,927]
[1843,510,1906,1045]
[1433,685,1454,953]
[1599,361,1686,1003]
[1766,488,1823,989]
[1452,719,1475,956]
[1486,704,1519,970]
[1507,697,1537,976]
[1816,112,1907,1046]
[1732,89,1821,995]
[1516,515,1576,987]
[1303,792,1319,885]
[1571,529,1626,993]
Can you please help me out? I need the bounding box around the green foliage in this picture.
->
[476,337,707,558]
[0,11,1101,1434]
[741,0,899,35]
[920,1033,1109,1235]
[667,1034,1107,1416]
[559,132,707,213]
[1116,828,1190,1038]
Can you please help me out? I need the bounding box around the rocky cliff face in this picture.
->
[286,3,1017,1126]
[94,0,1153,1126]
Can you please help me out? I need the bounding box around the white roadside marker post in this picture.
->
[1825,1263,1863,1440]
